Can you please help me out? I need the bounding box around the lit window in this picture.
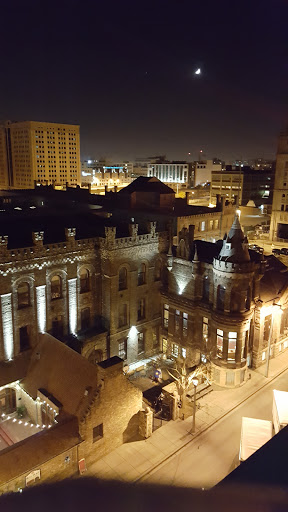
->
[163,304,169,328]
[183,312,188,336]
[217,329,223,357]
[182,347,186,358]
[162,337,167,353]
[118,339,127,360]
[201,221,205,231]
[172,343,179,357]
[203,317,208,343]
[228,332,237,360]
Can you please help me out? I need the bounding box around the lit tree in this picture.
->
[168,362,211,419]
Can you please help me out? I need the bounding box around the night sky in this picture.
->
[1,0,288,162]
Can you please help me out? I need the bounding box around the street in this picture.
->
[143,368,288,489]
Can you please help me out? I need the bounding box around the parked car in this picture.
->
[280,248,288,255]
[249,244,264,254]
[272,248,281,255]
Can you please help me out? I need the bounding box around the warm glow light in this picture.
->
[36,285,46,333]
[129,326,139,336]
[236,209,241,219]
[1,293,14,360]
[68,279,77,335]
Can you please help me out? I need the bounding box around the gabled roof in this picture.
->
[118,176,175,195]
[23,334,100,419]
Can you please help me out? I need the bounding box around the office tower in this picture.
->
[0,121,81,189]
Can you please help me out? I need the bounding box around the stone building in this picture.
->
[161,214,288,387]
[0,216,164,368]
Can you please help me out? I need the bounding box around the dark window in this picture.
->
[152,327,159,348]
[51,275,62,300]
[80,269,90,293]
[138,263,146,286]
[154,260,161,281]
[19,325,30,352]
[138,332,145,353]
[81,308,90,330]
[119,267,127,291]
[118,339,127,360]
[137,298,145,321]
[175,310,180,332]
[18,282,30,309]
[264,314,272,342]
[118,303,128,328]
[230,287,241,312]
[217,285,225,311]
[93,423,103,442]
[203,277,209,302]
[52,315,63,338]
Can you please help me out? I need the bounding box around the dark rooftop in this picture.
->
[98,356,123,369]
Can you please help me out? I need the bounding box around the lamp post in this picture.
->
[191,378,199,433]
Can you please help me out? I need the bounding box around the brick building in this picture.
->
[0,334,143,493]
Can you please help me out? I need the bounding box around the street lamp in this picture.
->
[191,378,199,433]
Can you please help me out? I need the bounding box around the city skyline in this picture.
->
[1,0,288,161]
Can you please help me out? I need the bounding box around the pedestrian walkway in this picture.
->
[86,350,288,483]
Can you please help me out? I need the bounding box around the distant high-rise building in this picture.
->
[0,120,81,189]
[270,131,288,241]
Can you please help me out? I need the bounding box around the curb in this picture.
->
[136,362,288,483]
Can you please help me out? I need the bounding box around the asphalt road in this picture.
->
[144,369,288,489]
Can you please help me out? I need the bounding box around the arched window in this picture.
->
[154,260,161,281]
[119,267,127,291]
[80,268,90,293]
[17,282,30,309]
[203,276,210,302]
[51,275,62,300]
[217,285,225,311]
[230,287,241,312]
[138,263,146,286]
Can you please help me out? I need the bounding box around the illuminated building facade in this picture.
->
[147,161,193,186]
[161,214,288,387]
[0,220,163,367]
[0,120,81,189]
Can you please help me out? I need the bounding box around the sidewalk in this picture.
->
[86,350,288,483]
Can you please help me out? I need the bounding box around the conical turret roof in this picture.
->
[218,213,250,263]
